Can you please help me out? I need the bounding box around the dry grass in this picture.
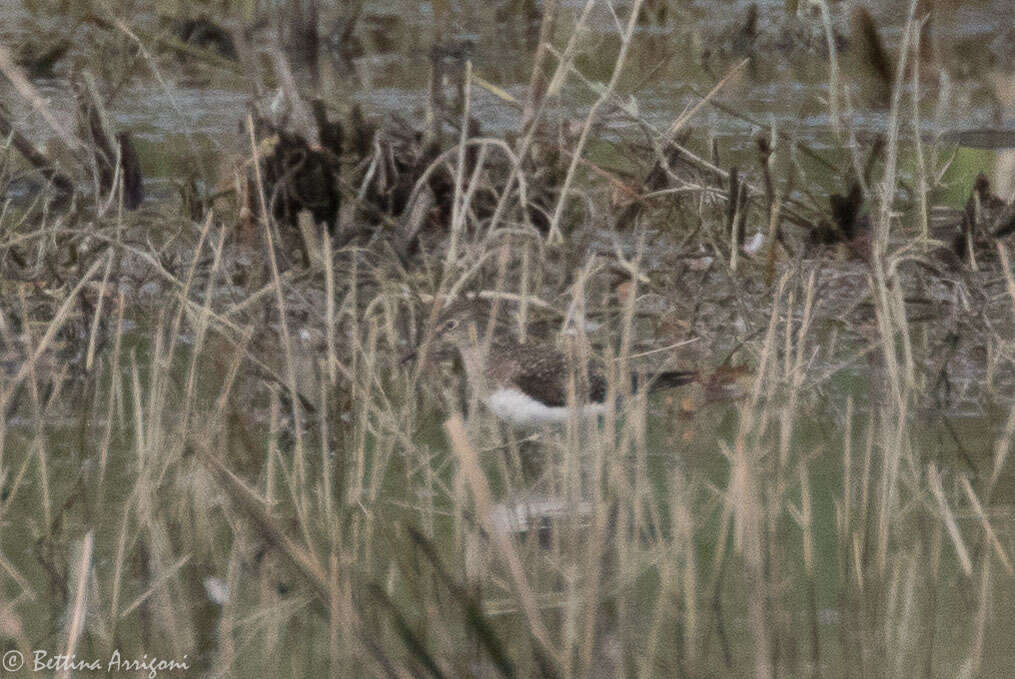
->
[0,1,1013,678]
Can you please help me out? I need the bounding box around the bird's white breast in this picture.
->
[486,387,608,426]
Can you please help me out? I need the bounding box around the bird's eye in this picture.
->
[443,319,459,331]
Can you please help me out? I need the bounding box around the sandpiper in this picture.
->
[406,302,697,426]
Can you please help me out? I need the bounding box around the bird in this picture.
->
[405,300,697,427]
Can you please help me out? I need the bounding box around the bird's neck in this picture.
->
[455,334,528,395]
[455,339,493,396]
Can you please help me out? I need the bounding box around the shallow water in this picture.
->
[3,0,1013,179]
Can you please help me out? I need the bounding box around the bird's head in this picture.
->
[401,298,489,367]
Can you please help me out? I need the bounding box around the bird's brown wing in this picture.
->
[502,343,607,407]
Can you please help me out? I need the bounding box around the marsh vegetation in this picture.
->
[1,0,1015,676]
